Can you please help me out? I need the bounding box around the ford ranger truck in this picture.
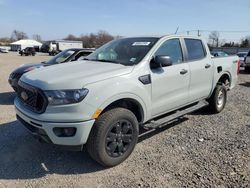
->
[15,35,240,167]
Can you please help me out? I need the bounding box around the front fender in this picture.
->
[84,76,152,122]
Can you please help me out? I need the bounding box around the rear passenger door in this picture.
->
[184,39,213,102]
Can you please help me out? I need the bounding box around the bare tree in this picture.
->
[33,34,42,42]
[64,34,78,41]
[209,31,220,47]
[11,30,28,41]
[240,36,250,48]
[0,37,14,44]
[95,30,114,47]
[65,31,114,48]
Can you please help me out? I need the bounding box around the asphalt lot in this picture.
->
[0,52,249,187]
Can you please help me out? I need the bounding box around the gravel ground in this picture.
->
[0,52,249,188]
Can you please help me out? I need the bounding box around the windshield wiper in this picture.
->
[95,59,120,64]
[83,58,125,65]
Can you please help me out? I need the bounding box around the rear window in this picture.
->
[185,39,206,61]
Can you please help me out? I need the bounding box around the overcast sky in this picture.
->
[0,0,250,42]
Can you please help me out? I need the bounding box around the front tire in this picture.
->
[87,108,139,167]
[208,85,227,113]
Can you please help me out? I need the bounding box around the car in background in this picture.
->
[9,48,94,91]
[211,51,229,57]
[0,48,9,53]
[244,51,250,72]
[237,52,248,67]
[19,47,36,56]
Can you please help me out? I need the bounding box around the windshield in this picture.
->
[45,49,76,65]
[86,37,159,65]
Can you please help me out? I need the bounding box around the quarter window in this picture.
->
[184,39,206,61]
[155,39,183,64]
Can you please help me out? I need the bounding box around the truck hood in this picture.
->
[20,61,134,90]
[12,62,48,74]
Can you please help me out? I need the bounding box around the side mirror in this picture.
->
[151,55,173,69]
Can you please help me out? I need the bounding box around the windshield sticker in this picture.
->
[132,42,151,46]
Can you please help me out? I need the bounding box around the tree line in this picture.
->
[1,29,250,48]
[208,31,250,48]
[63,30,119,48]
[0,30,118,48]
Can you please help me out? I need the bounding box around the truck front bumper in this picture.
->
[15,107,95,150]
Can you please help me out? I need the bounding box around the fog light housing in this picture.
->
[53,127,77,137]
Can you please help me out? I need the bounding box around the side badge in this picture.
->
[139,74,151,85]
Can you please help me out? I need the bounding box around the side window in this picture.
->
[155,39,183,64]
[74,52,92,61]
[184,39,206,61]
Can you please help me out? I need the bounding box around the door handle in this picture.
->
[205,64,211,69]
[180,69,188,75]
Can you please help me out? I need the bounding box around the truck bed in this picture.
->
[212,55,239,90]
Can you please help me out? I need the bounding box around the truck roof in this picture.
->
[121,34,204,40]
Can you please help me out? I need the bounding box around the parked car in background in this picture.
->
[0,48,9,53]
[244,51,250,72]
[211,51,229,57]
[19,47,36,56]
[15,35,239,167]
[9,48,94,91]
[237,52,248,67]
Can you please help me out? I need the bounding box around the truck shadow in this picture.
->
[0,91,16,105]
[138,117,188,143]
[239,69,249,75]
[0,118,189,180]
[239,82,250,88]
[0,120,104,180]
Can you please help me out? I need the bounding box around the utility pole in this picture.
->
[198,30,201,37]
[175,27,179,34]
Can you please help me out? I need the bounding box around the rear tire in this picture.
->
[86,108,139,167]
[208,85,227,113]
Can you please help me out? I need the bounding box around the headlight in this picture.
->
[44,88,89,105]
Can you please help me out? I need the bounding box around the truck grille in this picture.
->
[17,81,48,113]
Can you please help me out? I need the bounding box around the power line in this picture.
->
[199,30,250,33]
[180,30,250,34]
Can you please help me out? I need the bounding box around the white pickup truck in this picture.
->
[15,35,240,167]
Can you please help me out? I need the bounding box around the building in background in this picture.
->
[10,39,42,51]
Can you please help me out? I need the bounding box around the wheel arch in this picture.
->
[209,71,231,98]
[217,72,231,86]
[99,95,147,124]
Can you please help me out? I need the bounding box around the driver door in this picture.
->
[150,38,190,117]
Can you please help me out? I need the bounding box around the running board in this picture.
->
[143,100,209,129]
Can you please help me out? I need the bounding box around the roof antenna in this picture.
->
[175,27,179,34]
